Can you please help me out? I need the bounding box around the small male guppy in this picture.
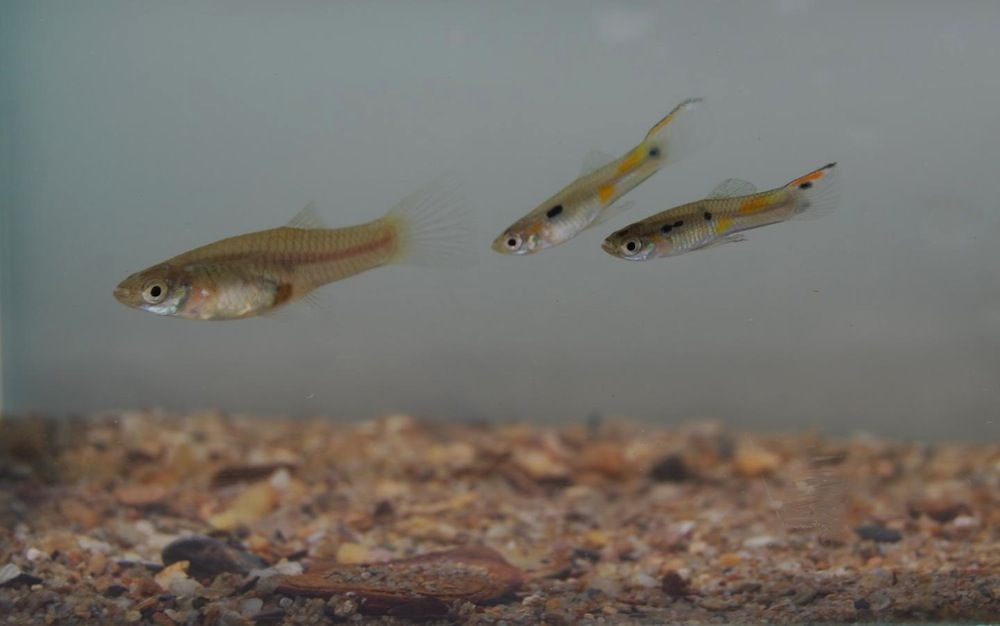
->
[114,180,467,320]
[602,163,839,261]
[492,98,707,255]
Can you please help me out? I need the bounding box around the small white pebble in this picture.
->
[269,468,292,490]
[219,609,246,626]
[25,548,46,562]
[743,535,780,549]
[168,577,202,598]
[239,597,264,617]
[77,537,113,553]
[521,593,546,607]
[631,572,659,589]
[273,560,304,576]
[952,515,979,528]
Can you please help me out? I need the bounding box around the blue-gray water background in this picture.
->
[2,1,998,440]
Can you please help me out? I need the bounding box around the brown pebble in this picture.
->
[699,597,737,611]
[577,442,628,479]
[115,484,169,507]
[649,453,691,482]
[162,536,266,580]
[907,497,971,523]
[661,570,692,598]
[211,462,296,487]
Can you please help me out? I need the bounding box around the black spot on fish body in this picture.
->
[673,220,683,228]
[704,211,712,221]
[648,146,661,158]
[799,181,813,189]
[546,204,564,219]
[660,224,672,234]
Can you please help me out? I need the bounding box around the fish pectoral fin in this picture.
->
[580,149,617,175]
[588,199,636,228]
[285,201,329,229]
[707,178,757,199]
[697,233,747,250]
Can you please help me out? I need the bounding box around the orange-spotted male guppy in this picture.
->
[492,98,709,255]
[602,163,840,261]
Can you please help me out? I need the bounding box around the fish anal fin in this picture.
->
[698,233,747,251]
[589,200,636,228]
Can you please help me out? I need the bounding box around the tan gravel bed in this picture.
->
[0,411,996,624]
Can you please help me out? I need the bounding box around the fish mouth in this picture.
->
[600,239,618,256]
[113,284,130,304]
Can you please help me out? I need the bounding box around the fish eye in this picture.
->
[505,233,523,250]
[621,238,643,255]
[142,279,168,304]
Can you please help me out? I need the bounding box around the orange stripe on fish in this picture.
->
[598,183,617,204]
[714,216,733,235]
[616,146,645,175]
[738,195,772,216]
[788,163,836,188]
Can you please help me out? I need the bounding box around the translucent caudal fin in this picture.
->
[383,175,476,267]
[642,97,711,167]
[785,162,841,220]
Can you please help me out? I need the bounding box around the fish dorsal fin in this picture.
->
[285,202,328,229]
[707,178,757,199]
[588,199,636,228]
[581,150,617,175]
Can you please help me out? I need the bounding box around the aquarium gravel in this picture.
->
[1,411,997,624]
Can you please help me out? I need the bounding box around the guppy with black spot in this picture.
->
[602,163,840,261]
[492,97,708,256]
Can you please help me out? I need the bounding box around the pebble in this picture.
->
[25,548,47,562]
[0,563,43,588]
[578,442,628,479]
[154,561,203,597]
[336,542,371,565]
[649,453,691,482]
[733,441,781,477]
[699,597,737,611]
[907,497,971,523]
[114,484,168,507]
[743,535,780,549]
[630,572,659,589]
[854,524,902,543]
[162,536,267,579]
[208,481,279,530]
[239,597,264,617]
[512,448,571,482]
[661,570,691,598]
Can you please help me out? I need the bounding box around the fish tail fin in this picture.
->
[785,162,841,220]
[383,175,476,267]
[642,97,711,166]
